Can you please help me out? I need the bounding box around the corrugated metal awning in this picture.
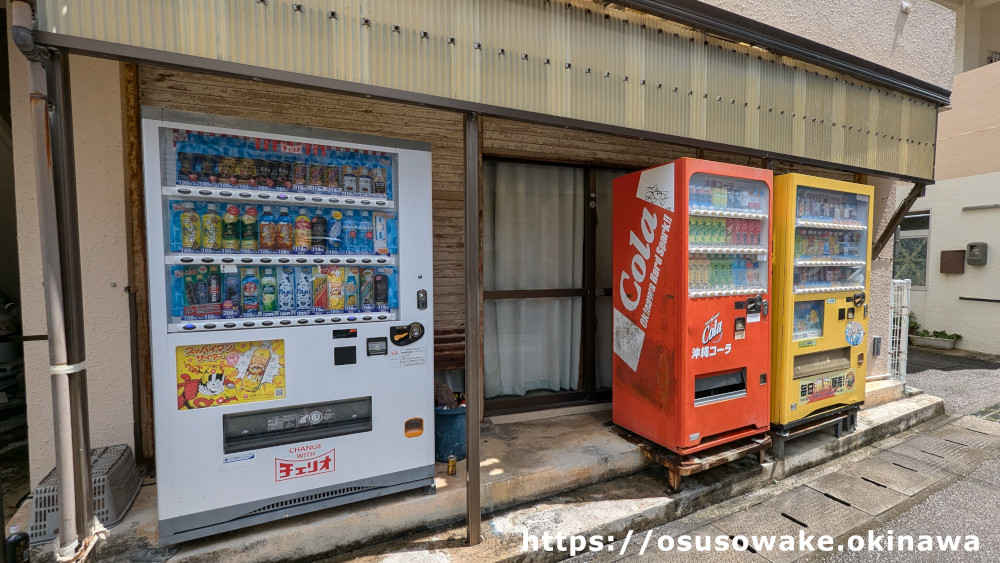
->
[35,0,939,181]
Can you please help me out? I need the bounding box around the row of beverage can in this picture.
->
[177,153,390,199]
[688,255,764,290]
[793,266,865,290]
[173,200,394,256]
[688,181,766,212]
[688,217,764,247]
[175,265,395,320]
[794,229,864,260]
[796,188,862,224]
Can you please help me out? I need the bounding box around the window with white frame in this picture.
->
[893,211,929,288]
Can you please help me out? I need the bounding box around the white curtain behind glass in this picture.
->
[483,161,584,398]
[595,169,628,389]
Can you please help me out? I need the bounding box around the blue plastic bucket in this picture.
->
[434,406,467,462]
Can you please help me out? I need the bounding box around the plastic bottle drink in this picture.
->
[207,266,222,304]
[260,267,278,316]
[194,267,209,305]
[311,208,328,254]
[327,210,344,253]
[358,166,373,194]
[278,266,295,316]
[258,206,277,252]
[344,267,360,312]
[342,210,358,254]
[201,203,222,251]
[275,207,294,253]
[6,523,30,563]
[180,202,201,252]
[356,211,373,255]
[240,206,259,252]
[342,165,358,194]
[223,271,241,317]
[222,204,241,251]
[293,208,311,254]
[241,267,260,317]
[295,266,312,315]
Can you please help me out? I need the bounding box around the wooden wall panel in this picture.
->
[137,66,468,370]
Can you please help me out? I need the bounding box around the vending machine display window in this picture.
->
[157,126,402,331]
[792,186,870,295]
[686,173,770,297]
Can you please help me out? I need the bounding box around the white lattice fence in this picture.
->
[888,279,912,382]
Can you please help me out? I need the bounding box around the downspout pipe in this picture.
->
[11,1,97,560]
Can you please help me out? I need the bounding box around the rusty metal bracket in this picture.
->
[872,182,926,260]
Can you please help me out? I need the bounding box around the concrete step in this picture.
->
[864,379,905,408]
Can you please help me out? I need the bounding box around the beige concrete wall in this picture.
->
[865,176,896,378]
[8,42,134,486]
[897,172,1000,354]
[935,62,1000,180]
[701,0,956,91]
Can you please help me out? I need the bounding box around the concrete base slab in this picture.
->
[19,394,945,563]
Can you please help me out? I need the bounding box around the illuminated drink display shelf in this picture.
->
[689,208,768,220]
[794,259,865,267]
[689,246,768,255]
[165,253,395,266]
[688,287,767,298]
[164,185,395,210]
[793,285,865,295]
[796,219,866,231]
[168,311,400,333]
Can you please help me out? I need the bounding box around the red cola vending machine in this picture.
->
[612,158,773,454]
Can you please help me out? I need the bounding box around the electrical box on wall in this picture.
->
[967,242,988,266]
[940,250,966,274]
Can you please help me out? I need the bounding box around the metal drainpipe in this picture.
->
[12,1,94,558]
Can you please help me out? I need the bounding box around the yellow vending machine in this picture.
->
[771,174,874,455]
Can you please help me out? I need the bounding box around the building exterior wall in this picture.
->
[896,172,1000,354]
[700,0,956,91]
[934,63,1000,181]
[8,48,135,486]
[896,61,1000,355]
[866,175,897,378]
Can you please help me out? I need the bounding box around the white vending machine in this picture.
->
[141,109,435,545]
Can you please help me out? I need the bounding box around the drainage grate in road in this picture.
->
[899,434,988,465]
[927,425,1000,451]
[713,505,807,563]
[841,453,942,495]
[806,471,908,516]
[758,486,867,539]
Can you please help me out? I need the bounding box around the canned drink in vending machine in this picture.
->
[344,267,360,313]
[360,269,375,311]
[374,274,389,311]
